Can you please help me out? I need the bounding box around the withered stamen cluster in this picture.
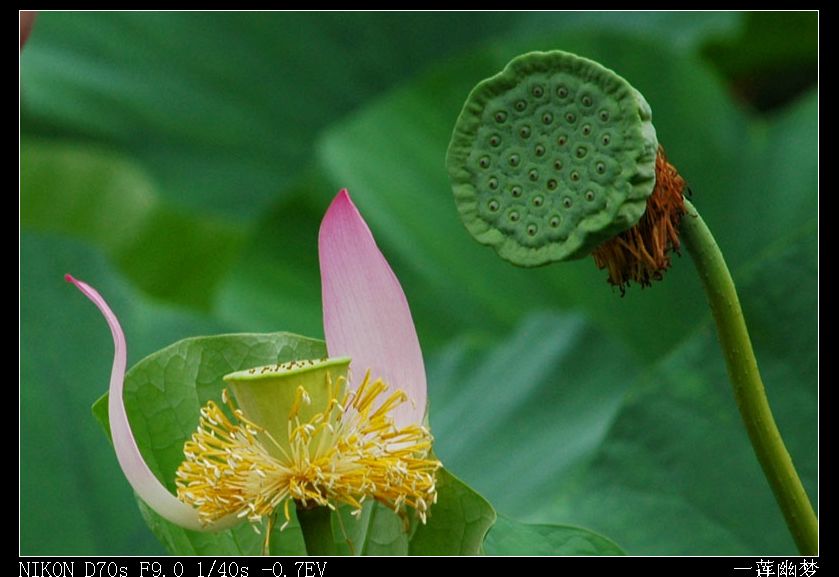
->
[593,146,687,293]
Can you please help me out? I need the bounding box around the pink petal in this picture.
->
[66,275,236,532]
[319,190,427,427]
[20,11,36,50]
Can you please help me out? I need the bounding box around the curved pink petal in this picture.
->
[319,190,427,428]
[66,275,237,532]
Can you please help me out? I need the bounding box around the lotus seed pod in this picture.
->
[223,357,350,458]
[446,50,659,266]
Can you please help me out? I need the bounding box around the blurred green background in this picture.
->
[20,11,817,555]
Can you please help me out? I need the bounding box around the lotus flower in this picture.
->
[68,189,439,537]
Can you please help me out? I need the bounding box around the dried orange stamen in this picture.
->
[592,146,687,293]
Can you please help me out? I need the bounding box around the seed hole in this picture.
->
[582,124,592,136]
[488,177,498,190]
[563,197,573,209]
[511,185,523,198]
[581,95,593,107]
[519,125,531,139]
[509,154,520,167]
[509,211,520,222]
[527,224,538,236]
[585,190,595,202]
[601,134,611,146]
[547,179,558,190]
[550,216,561,228]
[490,135,501,147]
[557,135,568,146]
[576,146,587,159]
[598,110,609,122]
[553,159,563,170]
[570,170,580,182]
[495,111,507,123]
[528,169,539,182]
[535,144,546,157]
[532,85,544,97]
[515,100,527,112]
[542,112,553,125]
[565,112,576,123]
[556,86,569,98]
[488,200,500,212]
[533,195,544,207]
[596,162,606,174]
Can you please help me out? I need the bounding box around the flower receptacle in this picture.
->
[223,357,351,456]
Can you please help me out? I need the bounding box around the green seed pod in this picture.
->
[223,357,350,458]
[446,50,658,266]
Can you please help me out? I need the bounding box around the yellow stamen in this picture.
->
[176,371,441,530]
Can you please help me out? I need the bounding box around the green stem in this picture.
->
[680,200,818,555]
[297,504,337,556]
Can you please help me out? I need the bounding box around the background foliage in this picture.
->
[20,11,817,555]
